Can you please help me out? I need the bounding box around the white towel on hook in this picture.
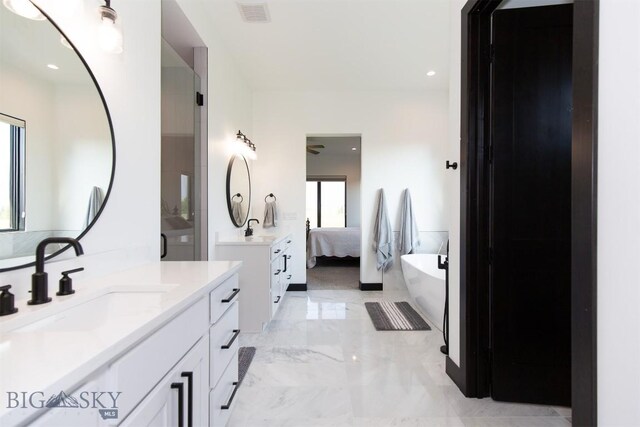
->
[372,189,393,271]
[264,201,278,228]
[398,188,421,255]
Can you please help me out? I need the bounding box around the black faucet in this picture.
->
[245,219,260,237]
[29,238,84,305]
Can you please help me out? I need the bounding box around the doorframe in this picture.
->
[449,1,599,425]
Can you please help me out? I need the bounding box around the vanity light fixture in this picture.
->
[3,0,45,20]
[98,0,123,54]
[236,130,257,160]
[427,70,436,77]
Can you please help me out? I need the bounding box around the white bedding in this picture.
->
[307,227,361,268]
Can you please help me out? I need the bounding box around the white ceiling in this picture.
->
[202,0,450,91]
[307,135,361,156]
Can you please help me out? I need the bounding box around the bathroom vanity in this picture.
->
[0,261,242,426]
[216,234,293,332]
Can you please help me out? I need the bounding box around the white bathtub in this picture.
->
[400,254,446,332]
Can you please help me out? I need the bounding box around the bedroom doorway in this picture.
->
[305,135,361,290]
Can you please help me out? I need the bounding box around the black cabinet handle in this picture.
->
[221,382,239,410]
[283,254,288,272]
[221,329,240,349]
[274,269,281,276]
[274,296,281,304]
[180,372,193,427]
[161,233,168,259]
[171,382,184,427]
[221,288,240,303]
[287,275,292,280]
[274,249,281,254]
[286,240,292,244]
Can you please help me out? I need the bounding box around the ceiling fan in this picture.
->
[306,144,325,155]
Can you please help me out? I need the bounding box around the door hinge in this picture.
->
[196,92,204,106]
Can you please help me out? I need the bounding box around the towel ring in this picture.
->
[232,193,243,203]
[265,193,276,202]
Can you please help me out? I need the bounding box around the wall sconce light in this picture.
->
[99,0,123,54]
[236,130,257,160]
[2,0,45,20]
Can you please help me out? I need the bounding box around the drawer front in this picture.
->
[210,352,239,427]
[210,274,239,324]
[111,297,208,421]
[210,301,240,388]
[270,242,283,261]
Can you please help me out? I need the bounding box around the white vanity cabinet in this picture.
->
[9,264,242,427]
[216,234,294,332]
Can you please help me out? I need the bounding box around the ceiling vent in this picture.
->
[237,2,271,23]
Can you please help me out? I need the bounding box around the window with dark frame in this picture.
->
[0,113,26,232]
[305,177,347,229]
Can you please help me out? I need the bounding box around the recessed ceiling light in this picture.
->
[351,147,357,151]
[47,64,59,70]
[427,70,436,77]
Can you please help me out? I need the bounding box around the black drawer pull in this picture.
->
[180,372,193,427]
[274,269,281,276]
[287,275,292,280]
[274,296,281,304]
[221,329,240,349]
[286,240,292,244]
[171,382,184,427]
[221,382,239,410]
[221,288,240,303]
[274,249,281,254]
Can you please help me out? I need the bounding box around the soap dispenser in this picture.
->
[57,267,84,296]
[0,285,18,316]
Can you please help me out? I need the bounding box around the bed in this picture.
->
[306,227,361,268]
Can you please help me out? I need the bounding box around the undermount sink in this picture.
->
[3,285,179,335]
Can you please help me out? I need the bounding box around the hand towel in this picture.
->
[398,189,421,255]
[84,186,104,228]
[263,201,278,228]
[372,189,393,271]
[231,200,245,225]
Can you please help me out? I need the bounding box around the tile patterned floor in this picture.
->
[230,288,571,426]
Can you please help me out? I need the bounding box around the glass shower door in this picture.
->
[160,39,202,261]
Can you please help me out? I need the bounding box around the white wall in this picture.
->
[1,0,162,298]
[306,151,361,227]
[252,90,449,286]
[598,0,640,424]
[173,0,254,257]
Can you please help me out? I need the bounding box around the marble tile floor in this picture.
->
[307,266,360,290]
[230,289,571,427]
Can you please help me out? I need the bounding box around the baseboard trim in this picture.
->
[445,356,467,396]
[359,281,383,291]
[287,283,307,291]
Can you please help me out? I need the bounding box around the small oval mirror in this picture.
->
[226,155,251,227]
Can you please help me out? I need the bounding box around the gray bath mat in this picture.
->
[365,301,431,331]
[238,346,256,385]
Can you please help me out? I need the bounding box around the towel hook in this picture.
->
[446,161,458,170]
[232,193,243,202]
[265,193,276,202]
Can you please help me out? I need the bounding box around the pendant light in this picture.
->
[99,0,123,54]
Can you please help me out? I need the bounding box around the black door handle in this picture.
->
[180,372,193,427]
[171,382,184,427]
[221,288,240,303]
[221,329,241,349]
[161,233,168,259]
[221,382,239,410]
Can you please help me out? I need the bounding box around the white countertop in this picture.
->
[215,232,291,246]
[0,261,241,423]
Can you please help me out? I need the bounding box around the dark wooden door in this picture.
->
[490,4,572,406]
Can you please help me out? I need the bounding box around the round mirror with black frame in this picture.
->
[226,155,251,227]
[0,3,116,272]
